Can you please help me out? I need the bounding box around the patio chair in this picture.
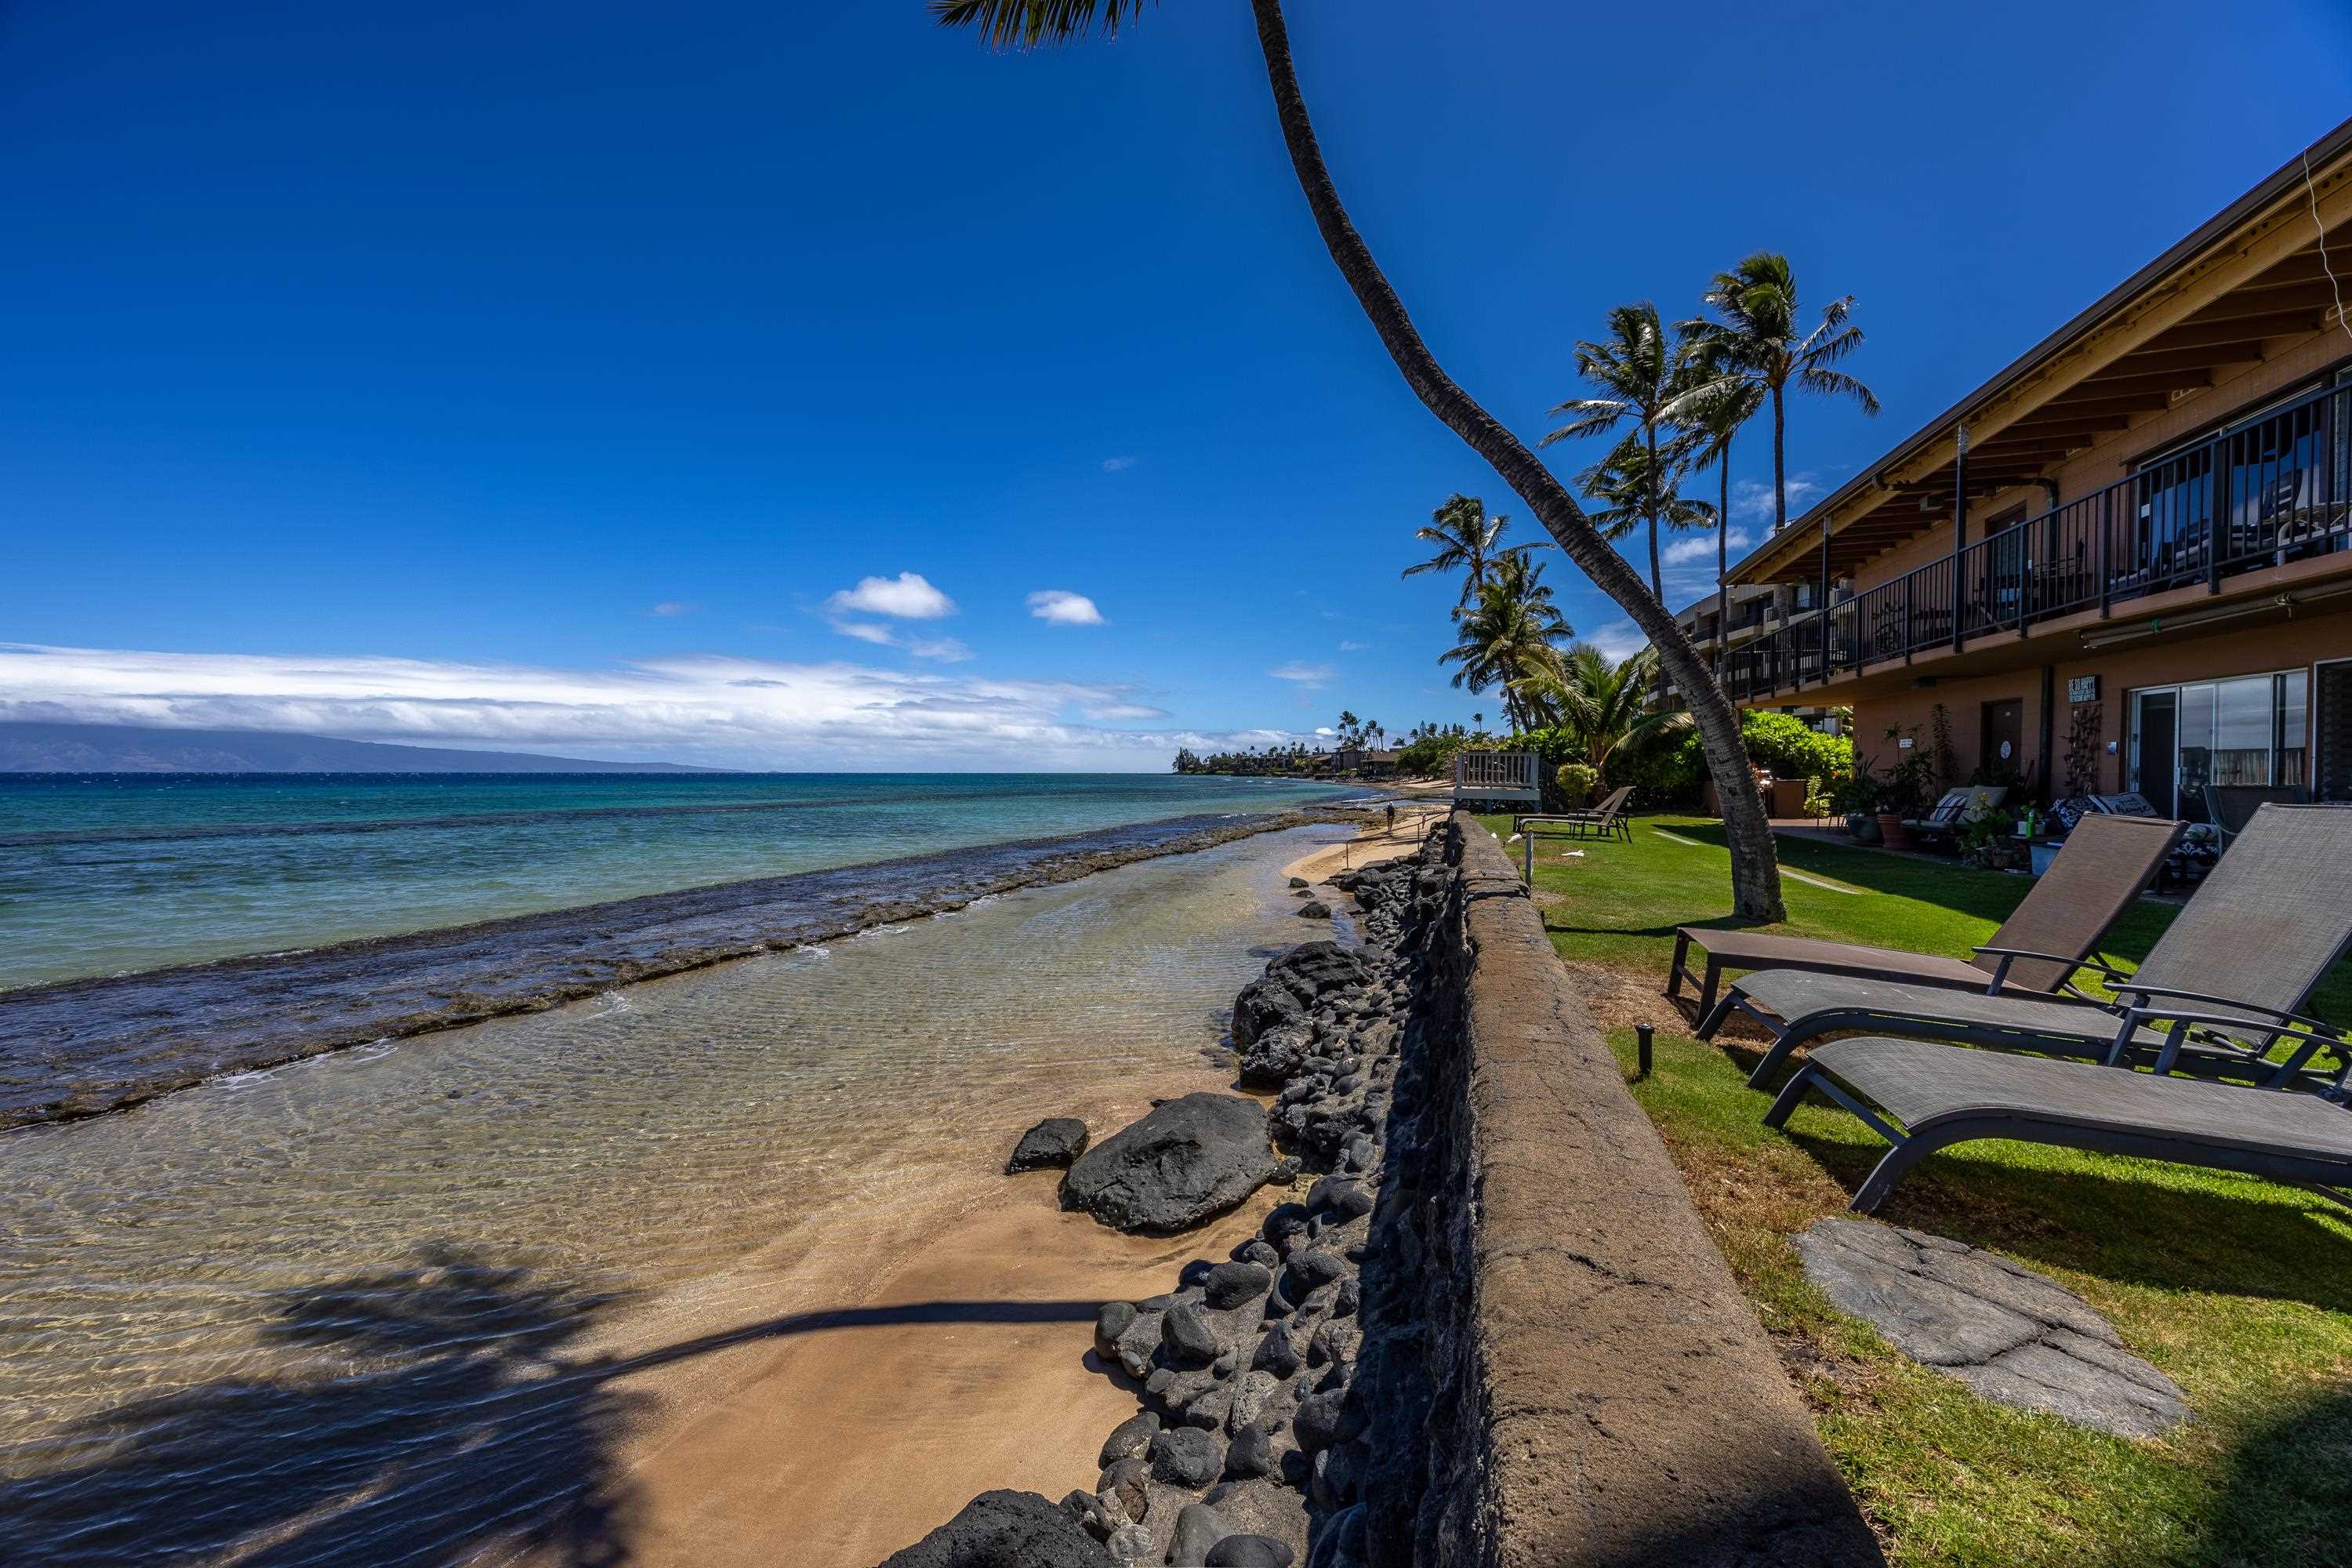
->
[1762,1036,2352,1213]
[1708,804,2352,1091]
[1666,812,2183,1022]
[1515,785,1633,844]
[1911,786,2008,851]
[2204,783,2307,850]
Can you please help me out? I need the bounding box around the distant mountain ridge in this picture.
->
[0,723,719,774]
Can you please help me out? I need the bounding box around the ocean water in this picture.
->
[0,772,1357,988]
[0,820,1354,1566]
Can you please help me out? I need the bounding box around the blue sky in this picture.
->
[7,1,2350,768]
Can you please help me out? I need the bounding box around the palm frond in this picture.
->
[1799,366,1882,416]
[930,0,1153,48]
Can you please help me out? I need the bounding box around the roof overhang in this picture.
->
[1729,114,2352,586]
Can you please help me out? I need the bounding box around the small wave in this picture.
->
[851,924,914,939]
[793,944,830,960]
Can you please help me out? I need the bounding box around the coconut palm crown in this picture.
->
[1693,252,1879,534]
[1399,493,1544,606]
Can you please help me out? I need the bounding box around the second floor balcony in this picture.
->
[1722,379,2352,700]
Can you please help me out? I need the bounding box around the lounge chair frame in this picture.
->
[1513,786,1633,844]
[1765,1038,2352,1214]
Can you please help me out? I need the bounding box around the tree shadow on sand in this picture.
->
[2,1243,1107,1568]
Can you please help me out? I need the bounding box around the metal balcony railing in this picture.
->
[1721,379,2352,701]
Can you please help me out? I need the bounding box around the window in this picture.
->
[2128,669,2307,818]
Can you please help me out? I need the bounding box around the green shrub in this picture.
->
[1739,711,1853,782]
[1554,762,1599,808]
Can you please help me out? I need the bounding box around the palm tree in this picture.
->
[1541,303,1721,604]
[1439,554,1570,734]
[1695,252,1880,535]
[1575,433,1716,596]
[931,0,1787,920]
[1675,338,1769,670]
[1513,645,1693,781]
[1400,493,1542,605]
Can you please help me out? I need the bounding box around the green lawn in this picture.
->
[1479,812,2352,1567]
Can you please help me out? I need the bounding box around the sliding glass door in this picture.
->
[2128,670,2307,820]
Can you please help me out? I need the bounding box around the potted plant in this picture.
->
[1873,740,1934,851]
[1831,771,1881,842]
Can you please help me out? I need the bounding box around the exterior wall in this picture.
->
[1847,604,2352,800]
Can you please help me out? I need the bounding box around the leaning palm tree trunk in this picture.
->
[1247,0,1782,919]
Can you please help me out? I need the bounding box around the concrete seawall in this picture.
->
[1364,811,1882,1565]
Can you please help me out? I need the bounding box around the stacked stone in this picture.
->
[881,834,1449,1568]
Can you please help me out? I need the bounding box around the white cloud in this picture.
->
[0,643,1303,771]
[1267,662,1334,684]
[906,636,974,663]
[825,572,956,620]
[833,620,897,646]
[1732,476,1823,523]
[1313,727,1336,737]
[1337,641,1369,652]
[652,601,694,617]
[1101,456,1135,473]
[1586,619,1649,662]
[1661,528,1752,568]
[1027,590,1105,626]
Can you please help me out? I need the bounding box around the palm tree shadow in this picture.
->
[2,1244,645,1568]
[3,1243,1113,1568]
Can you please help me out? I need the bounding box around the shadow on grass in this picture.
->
[2158,1385,2352,1568]
[1775,1126,2352,1315]
[1,1244,1107,1568]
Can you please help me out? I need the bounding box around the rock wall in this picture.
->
[1344,811,1882,1566]
[881,814,1882,1568]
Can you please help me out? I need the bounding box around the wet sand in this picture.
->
[553,811,1435,1567]
[582,1069,1284,1567]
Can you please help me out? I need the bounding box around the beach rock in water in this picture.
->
[1229,943,1368,1050]
[1295,901,1331,920]
[879,1489,1115,1568]
[1006,1117,1091,1174]
[1287,876,1309,889]
[1062,1094,1278,1234]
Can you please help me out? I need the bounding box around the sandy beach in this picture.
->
[532,809,1433,1567]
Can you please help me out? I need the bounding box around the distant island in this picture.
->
[0,722,719,775]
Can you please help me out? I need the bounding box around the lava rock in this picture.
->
[1203,1261,1272,1311]
[1283,1250,1345,1298]
[1094,1301,1138,1363]
[880,1489,1116,1568]
[1307,1178,1372,1222]
[1221,1423,1272,1480]
[1206,1536,1294,1568]
[1225,1370,1279,1432]
[1005,1117,1091,1174]
[1167,1503,1232,1567]
[1235,1239,1279,1271]
[1261,1204,1312,1249]
[1296,901,1331,920]
[1062,1094,1279,1234]
[1251,1323,1303,1379]
[1098,1410,1160,1469]
[1162,1301,1222,1367]
[1231,943,1368,1048]
[1149,1425,1223,1490]
[1287,876,1309,889]
[1098,1457,1151,1523]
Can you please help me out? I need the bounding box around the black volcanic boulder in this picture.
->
[879,1489,1113,1568]
[1062,1094,1279,1234]
[1230,942,1367,1049]
[1004,1117,1090,1174]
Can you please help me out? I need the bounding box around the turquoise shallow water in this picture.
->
[0,772,1358,988]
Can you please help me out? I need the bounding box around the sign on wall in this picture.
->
[2068,675,2100,704]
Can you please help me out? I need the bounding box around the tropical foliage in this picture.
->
[1437,554,1571,733]
[1690,252,1879,533]
[1399,493,1543,606]
[1513,645,1692,778]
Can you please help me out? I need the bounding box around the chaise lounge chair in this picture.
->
[2205,783,2307,851]
[1707,804,2352,1091]
[1666,813,2184,1022]
[1762,1036,2352,1213]
[1514,785,1633,844]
